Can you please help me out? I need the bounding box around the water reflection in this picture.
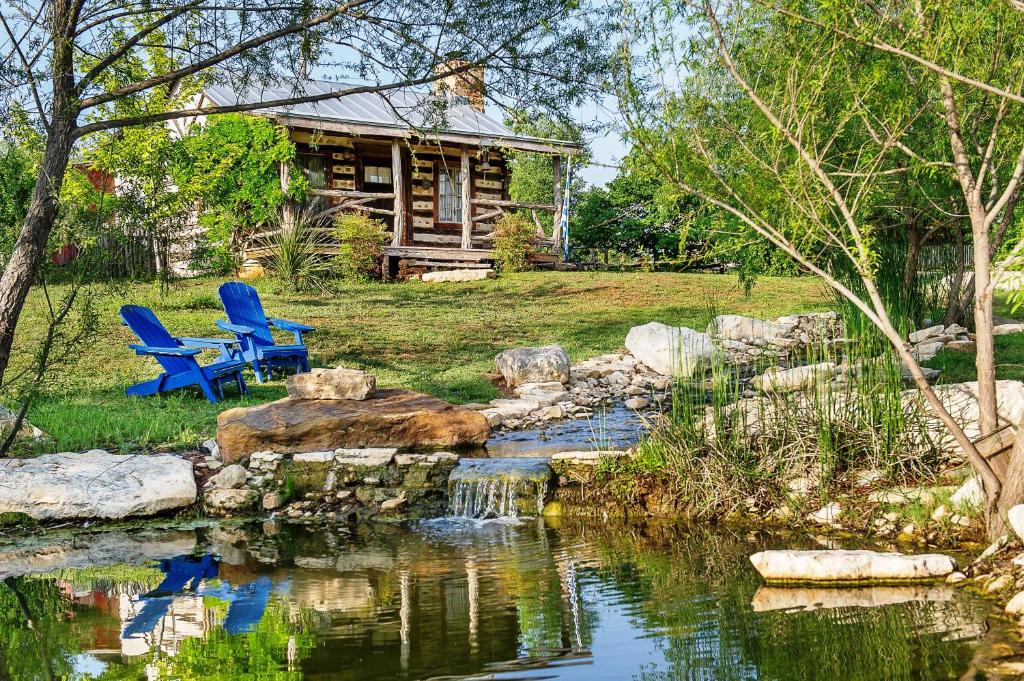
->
[0,520,1007,680]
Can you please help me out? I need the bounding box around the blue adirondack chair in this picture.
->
[120,305,249,403]
[217,281,313,383]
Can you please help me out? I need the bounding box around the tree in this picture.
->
[0,0,610,391]
[617,0,1024,536]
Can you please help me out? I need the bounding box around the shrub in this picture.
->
[260,209,332,292]
[491,213,535,273]
[334,213,390,281]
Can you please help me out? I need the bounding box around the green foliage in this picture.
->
[491,213,535,273]
[572,151,695,263]
[0,141,36,260]
[173,114,307,272]
[261,211,332,292]
[333,213,389,281]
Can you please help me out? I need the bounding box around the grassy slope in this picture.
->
[12,272,828,453]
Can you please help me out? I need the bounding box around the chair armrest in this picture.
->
[130,344,202,357]
[216,320,256,335]
[268,318,314,333]
[178,337,241,349]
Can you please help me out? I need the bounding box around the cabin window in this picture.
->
[437,168,463,223]
[296,153,327,212]
[296,154,326,189]
[363,165,392,185]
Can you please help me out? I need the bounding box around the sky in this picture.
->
[574,94,628,188]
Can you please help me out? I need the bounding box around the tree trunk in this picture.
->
[0,119,77,387]
[971,217,998,436]
[903,223,922,294]
[994,436,1024,537]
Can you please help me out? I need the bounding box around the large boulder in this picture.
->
[906,380,1024,450]
[0,451,196,520]
[714,314,797,342]
[286,367,376,401]
[495,345,571,387]
[752,362,839,394]
[216,389,490,462]
[625,322,712,377]
[750,549,956,583]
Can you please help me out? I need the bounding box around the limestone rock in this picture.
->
[204,488,258,515]
[495,345,571,387]
[514,382,570,406]
[714,314,797,342]
[950,477,984,509]
[379,493,408,511]
[912,341,944,362]
[909,325,945,344]
[421,268,495,283]
[806,502,842,525]
[286,367,376,401]
[625,322,712,377]
[1006,590,1024,615]
[262,491,285,510]
[749,549,957,583]
[0,451,196,520]
[1008,505,1024,543]
[208,463,248,489]
[217,389,490,462]
[909,381,1024,450]
[624,397,649,410]
[0,404,50,448]
[752,362,838,394]
[994,322,1024,336]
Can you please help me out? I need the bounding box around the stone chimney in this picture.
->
[433,60,485,112]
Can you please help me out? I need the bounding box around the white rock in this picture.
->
[752,362,838,394]
[950,476,984,509]
[1007,590,1024,615]
[807,502,842,525]
[624,397,649,410]
[1008,505,1024,542]
[624,322,712,377]
[749,549,957,583]
[379,492,408,511]
[204,488,258,514]
[286,367,376,401]
[994,323,1024,336]
[201,438,221,460]
[911,341,944,362]
[909,325,945,344]
[334,448,397,466]
[714,314,797,342]
[208,464,248,489]
[907,381,1024,451]
[0,451,196,520]
[514,382,570,406]
[293,451,336,464]
[495,345,571,387]
[421,268,495,283]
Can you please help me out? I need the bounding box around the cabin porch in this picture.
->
[244,124,570,273]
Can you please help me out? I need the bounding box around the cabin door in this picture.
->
[361,159,395,231]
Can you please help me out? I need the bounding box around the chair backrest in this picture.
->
[219,281,275,346]
[120,305,193,375]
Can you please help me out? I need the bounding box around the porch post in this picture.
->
[279,161,295,231]
[391,139,405,247]
[551,155,563,252]
[460,145,473,249]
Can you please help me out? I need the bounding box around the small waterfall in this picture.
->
[448,458,552,519]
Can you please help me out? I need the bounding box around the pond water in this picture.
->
[0,518,1007,680]
[485,403,654,457]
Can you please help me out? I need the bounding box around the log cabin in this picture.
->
[175,71,581,274]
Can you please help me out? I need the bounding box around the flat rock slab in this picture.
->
[422,268,496,283]
[286,367,376,400]
[0,451,196,520]
[750,549,956,583]
[217,389,491,462]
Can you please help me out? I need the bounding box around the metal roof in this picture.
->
[203,77,579,152]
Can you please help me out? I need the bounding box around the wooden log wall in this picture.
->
[288,130,509,250]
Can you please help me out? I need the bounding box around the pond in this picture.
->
[485,402,654,457]
[0,518,1008,680]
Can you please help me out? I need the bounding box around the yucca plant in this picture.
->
[258,207,334,292]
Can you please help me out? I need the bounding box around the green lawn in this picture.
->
[11,272,829,453]
[924,329,1024,385]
